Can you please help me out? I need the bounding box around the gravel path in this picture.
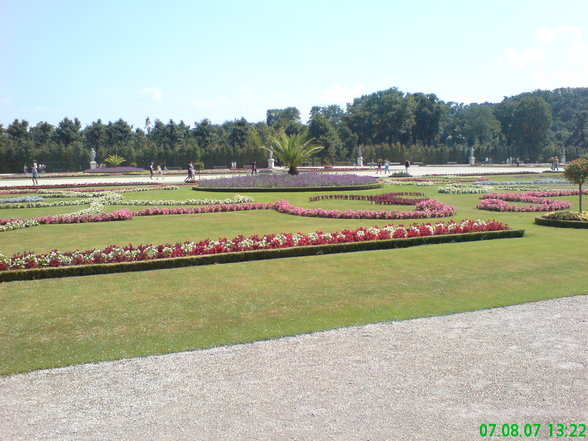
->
[1,295,586,441]
[0,164,554,187]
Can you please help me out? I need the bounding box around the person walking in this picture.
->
[384,159,390,175]
[31,160,39,185]
[149,162,155,180]
[156,164,163,180]
[251,161,257,175]
[376,160,382,174]
[404,159,410,174]
[185,162,192,182]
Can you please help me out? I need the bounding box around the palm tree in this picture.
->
[262,132,323,175]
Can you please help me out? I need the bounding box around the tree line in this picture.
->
[1,87,587,173]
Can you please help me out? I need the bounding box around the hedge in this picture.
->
[534,217,588,229]
[0,229,524,283]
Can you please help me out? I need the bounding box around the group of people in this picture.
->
[550,156,560,170]
[24,160,42,185]
[375,159,410,175]
[149,162,166,180]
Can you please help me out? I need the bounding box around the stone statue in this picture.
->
[356,144,364,167]
[267,148,275,169]
[89,148,98,169]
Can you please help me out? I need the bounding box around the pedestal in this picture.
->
[90,161,98,169]
[468,157,476,166]
[268,158,275,169]
[357,157,364,167]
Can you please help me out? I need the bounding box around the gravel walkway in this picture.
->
[1,295,586,441]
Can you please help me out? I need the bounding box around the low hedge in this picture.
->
[0,229,524,283]
[192,183,383,192]
[534,217,588,229]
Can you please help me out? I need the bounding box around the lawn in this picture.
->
[1,176,586,375]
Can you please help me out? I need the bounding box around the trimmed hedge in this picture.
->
[0,229,524,283]
[534,217,588,229]
[192,183,383,192]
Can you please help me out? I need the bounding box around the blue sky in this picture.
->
[1,0,587,129]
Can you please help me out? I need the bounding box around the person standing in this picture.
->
[376,160,382,174]
[31,160,39,185]
[384,159,390,175]
[404,159,410,174]
[149,162,155,179]
[156,164,163,180]
[251,161,257,175]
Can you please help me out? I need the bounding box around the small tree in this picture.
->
[262,132,322,175]
[104,154,126,167]
[563,158,588,212]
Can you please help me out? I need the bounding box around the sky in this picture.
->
[1,0,587,129]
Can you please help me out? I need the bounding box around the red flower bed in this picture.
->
[0,219,511,271]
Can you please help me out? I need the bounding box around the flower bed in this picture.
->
[275,199,455,219]
[0,196,44,203]
[477,192,572,212]
[0,193,254,210]
[309,192,429,205]
[0,219,513,274]
[198,173,379,189]
[0,219,40,232]
[534,210,588,228]
[473,179,568,186]
[0,182,175,191]
[386,180,435,186]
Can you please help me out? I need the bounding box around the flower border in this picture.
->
[0,220,523,282]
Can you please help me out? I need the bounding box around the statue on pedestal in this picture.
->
[90,148,98,169]
[356,144,364,167]
[267,149,275,169]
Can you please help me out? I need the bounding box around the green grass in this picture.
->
[1,180,586,375]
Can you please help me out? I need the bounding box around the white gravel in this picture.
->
[0,164,555,188]
[1,295,586,441]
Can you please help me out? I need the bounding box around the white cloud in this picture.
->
[498,25,588,89]
[321,83,367,104]
[138,87,163,102]
[1,97,11,105]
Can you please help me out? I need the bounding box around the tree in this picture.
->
[308,114,341,164]
[266,107,301,128]
[262,132,322,175]
[411,93,443,145]
[461,104,500,145]
[563,158,588,212]
[511,96,552,160]
[55,117,82,146]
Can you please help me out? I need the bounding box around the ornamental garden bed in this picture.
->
[0,220,523,282]
[196,173,382,191]
[476,191,582,212]
[534,211,588,229]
